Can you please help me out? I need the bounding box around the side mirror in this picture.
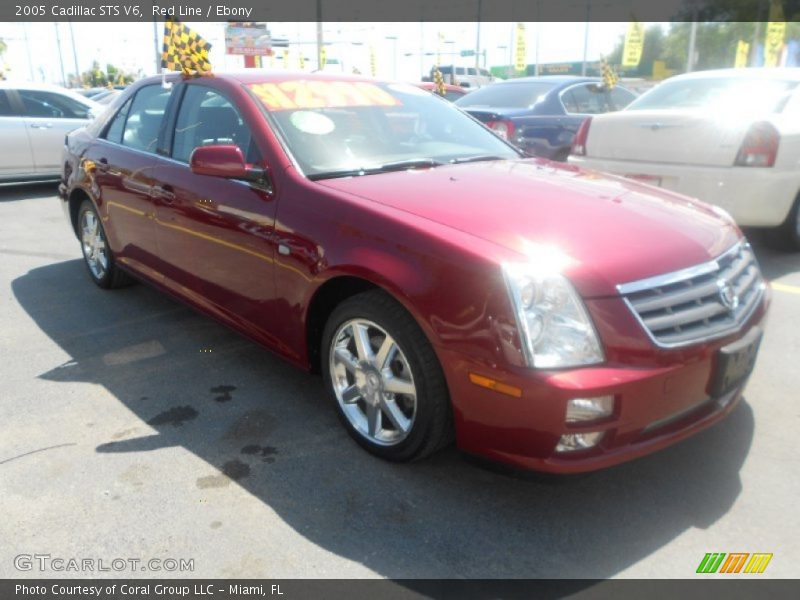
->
[190,145,265,183]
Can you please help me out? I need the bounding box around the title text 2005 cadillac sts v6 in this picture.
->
[59,72,770,473]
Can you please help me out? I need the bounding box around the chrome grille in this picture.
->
[617,243,765,347]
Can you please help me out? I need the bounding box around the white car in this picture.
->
[0,82,101,183]
[569,68,800,250]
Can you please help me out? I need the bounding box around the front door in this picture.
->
[151,83,279,337]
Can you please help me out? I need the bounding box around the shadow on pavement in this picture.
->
[13,258,756,579]
[0,182,59,202]
[744,228,800,281]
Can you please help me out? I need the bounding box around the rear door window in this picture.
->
[0,91,14,116]
[562,84,607,114]
[18,90,91,119]
[104,97,133,144]
[121,85,172,153]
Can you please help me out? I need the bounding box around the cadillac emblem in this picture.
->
[717,278,739,312]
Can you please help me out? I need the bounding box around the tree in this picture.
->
[73,60,138,88]
[0,38,8,80]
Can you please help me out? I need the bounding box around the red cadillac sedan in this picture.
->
[59,72,769,473]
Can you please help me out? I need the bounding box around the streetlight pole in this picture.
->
[68,22,80,86]
[386,36,398,79]
[686,20,698,72]
[54,23,67,86]
[581,1,591,76]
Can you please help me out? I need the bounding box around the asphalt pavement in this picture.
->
[1,183,799,579]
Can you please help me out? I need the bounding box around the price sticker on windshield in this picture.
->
[250,81,402,110]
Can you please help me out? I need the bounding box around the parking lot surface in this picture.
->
[1,184,799,579]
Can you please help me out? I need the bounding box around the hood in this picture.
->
[317,159,741,297]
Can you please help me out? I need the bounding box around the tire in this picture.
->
[78,199,135,289]
[766,194,800,252]
[321,289,453,462]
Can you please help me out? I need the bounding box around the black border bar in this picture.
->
[3,579,800,600]
[0,0,796,22]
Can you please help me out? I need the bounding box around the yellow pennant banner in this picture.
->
[764,0,786,67]
[514,23,526,72]
[735,40,750,68]
[622,21,645,68]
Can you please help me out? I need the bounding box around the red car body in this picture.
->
[59,72,770,473]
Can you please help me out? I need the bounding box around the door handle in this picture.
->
[151,185,176,204]
[30,123,53,129]
[96,158,110,172]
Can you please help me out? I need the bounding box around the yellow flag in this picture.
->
[298,52,305,70]
[160,17,212,75]
[282,49,289,69]
[319,47,327,70]
[369,45,376,76]
[622,21,645,68]
[514,23,526,72]
[735,40,750,68]
[764,0,786,67]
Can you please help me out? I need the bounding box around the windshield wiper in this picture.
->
[449,154,505,164]
[308,158,444,181]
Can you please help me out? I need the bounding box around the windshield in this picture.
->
[454,82,557,109]
[248,80,520,179]
[627,77,799,113]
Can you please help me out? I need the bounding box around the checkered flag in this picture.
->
[161,17,212,76]
[601,56,618,89]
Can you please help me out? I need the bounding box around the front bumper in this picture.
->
[441,291,770,474]
[568,156,799,228]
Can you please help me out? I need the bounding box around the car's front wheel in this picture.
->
[78,199,134,288]
[321,290,452,462]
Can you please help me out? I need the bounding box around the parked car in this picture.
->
[59,72,768,473]
[455,76,636,160]
[414,81,468,102]
[569,68,800,250]
[430,65,496,89]
[1,82,101,183]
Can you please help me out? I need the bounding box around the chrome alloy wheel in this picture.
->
[80,209,108,280]
[329,318,417,446]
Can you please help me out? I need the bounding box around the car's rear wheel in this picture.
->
[766,193,800,252]
[321,290,452,462]
[78,199,134,288]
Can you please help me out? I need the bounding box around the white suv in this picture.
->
[432,65,496,89]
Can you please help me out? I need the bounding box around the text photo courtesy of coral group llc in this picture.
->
[0,0,799,597]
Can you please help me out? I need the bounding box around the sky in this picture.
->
[0,21,646,85]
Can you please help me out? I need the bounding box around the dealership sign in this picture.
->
[225,22,272,56]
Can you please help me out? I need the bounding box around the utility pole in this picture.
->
[68,22,80,85]
[581,1,591,76]
[316,1,323,71]
[475,0,482,72]
[54,23,67,86]
[153,20,161,73]
[686,20,698,72]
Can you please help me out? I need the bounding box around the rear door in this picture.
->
[82,84,172,276]
[0,90,35,179]
[151,81,278,333]
[16,89,93,175]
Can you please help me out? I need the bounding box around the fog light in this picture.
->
[556,431,605,452]
[566,396,614,423]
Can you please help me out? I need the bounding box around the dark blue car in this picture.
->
[454,76,636,161]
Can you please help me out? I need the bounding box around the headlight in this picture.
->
[502,263,604,368]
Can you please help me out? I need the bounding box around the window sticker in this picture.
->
[289,111,336,135]
[249,81,402,110]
